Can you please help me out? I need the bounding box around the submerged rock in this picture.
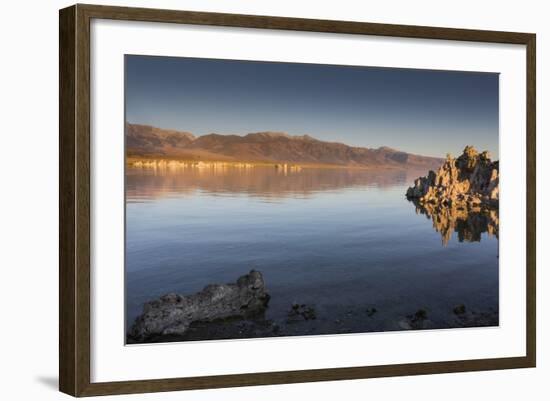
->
[406,146,499,209]
[287,303,317,322]
[453,306,498,328]
[453,304,467,315]
[129,270,270,341]
[399,309,433,330]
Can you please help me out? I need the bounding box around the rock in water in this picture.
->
[406,146,499,209]
[129,270,270,341]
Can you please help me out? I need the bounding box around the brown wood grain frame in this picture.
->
[59,3,536,397]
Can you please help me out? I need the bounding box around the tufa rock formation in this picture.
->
[129,270,270,342]
[406,146,499,245]
[406,146,499,209]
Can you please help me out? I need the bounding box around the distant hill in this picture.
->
[126,123,443,169]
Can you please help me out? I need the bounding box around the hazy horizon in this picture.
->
[126,55,499,158]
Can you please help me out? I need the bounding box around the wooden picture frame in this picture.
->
[59,3,536,397]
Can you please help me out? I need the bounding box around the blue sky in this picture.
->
[125,55,499,158]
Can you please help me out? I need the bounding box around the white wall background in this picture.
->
[0,0,546,400]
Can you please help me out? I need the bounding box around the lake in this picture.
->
[125,165,499,342]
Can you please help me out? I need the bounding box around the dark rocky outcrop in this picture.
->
[128,270,270,342]
[406,146,499,209]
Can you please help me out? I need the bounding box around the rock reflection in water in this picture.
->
[410,199,499,246]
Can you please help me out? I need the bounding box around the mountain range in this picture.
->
[126,123,443,169]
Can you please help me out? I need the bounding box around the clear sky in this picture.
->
[125,55,499,158]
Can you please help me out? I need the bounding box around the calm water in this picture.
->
[125,166,498,340]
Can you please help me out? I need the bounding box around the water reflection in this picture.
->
[126,165,426,202]
[410,199,499,245]
[126,166,499,338]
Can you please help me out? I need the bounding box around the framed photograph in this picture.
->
[59,4,536,397]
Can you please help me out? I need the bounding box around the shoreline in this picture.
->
[126,157,434,171]
[127,301,498,345]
